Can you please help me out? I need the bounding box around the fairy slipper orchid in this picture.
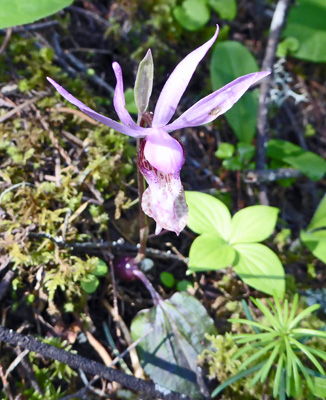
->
[47,25,270,235]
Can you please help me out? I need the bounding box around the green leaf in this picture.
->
[0,0,73,29]
[188,234,235,271]
[301,230,326,263]
[210,41,260,143]
[266,139,326,181]
[233,243,285,298]
[160,272,175,288]
[173,0,210,31]
[277,37,300,58]
[308,194,326,230]
[313,377,326,398]
[208,0,237,20]
[230,205,279,244]
[185,191,231,238]
[176,280,193,292]
[131,293,217,398]
[215,142,235,159]
[80,274,99,294]
[134,50,153,116]
[92,259,108,276]
[282,0,326,62]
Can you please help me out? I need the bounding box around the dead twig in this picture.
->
[0,326,190,400]
[256,0,292,205]
[0,28,12,55]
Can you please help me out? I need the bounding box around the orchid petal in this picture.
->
[138,141,188,235]
[152,25,219,128]
[144,128,184,174]
[165,71,270,131]
[112,62,140,128]
[46,77,147,138]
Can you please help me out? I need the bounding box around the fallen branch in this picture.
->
[243,168,302,184]
[0,326,191,400]
[28,232,187,263]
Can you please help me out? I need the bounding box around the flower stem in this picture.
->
[135,112,153,262]
[135,138,149,263]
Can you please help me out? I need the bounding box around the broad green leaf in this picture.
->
[0,0,73,29]
[308,194,326,230]
[282,0,326,62]
[301,230,326,263]
[313,377,326,398]
[188,234,235,271]
[173,0,210,31]
[215,142,235,159]
[233,243,285,298]
[210,41,260,143]
[266,139,326,181]
[208,0,237,20]
[134,50,153,115]
[92,259,108,276]
[185,191,231,238]
[81,274,99,293]
[230,205,279,244]
[131,293,217,399]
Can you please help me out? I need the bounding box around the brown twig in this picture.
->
[0,326,190,400]
[256,0,292,205]
[0,28,12,55]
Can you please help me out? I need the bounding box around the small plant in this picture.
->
[212,295,326,398]
[186,191,285,297]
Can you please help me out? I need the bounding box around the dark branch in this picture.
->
[0,326,190,400]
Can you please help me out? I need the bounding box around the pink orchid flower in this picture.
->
[47,25,269,236]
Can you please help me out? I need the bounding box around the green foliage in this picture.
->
[0,35,134,308]
[160,271,176,288]
[186,191,285,297]
[173,0,236,31]
[266,139,326,181]
[301,194,326,263]
[131,292,217,398]
[210,41,260,143]
[173,0,211,31]
[224,295,326,399]
[0,0,73,29]
[282,0,326,62]
[216,142,255,171]
[19,337,77,399]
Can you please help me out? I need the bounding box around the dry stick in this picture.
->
[28,233,186,263]
[256,0,292,205]
[0,28,12,55]
[0,326,190,400]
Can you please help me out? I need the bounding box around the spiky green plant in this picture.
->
[212,295,326,399]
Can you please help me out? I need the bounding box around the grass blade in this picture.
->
[251,298,282,330]
[241,299,260,334]
[273,352,285,397]
[211,361,266,397]
[228,318,274,332]
[290,337,325,375]
[289,304,320,329]
[260,342,281,383]
[287,294,299,326]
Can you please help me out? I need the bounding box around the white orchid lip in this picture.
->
[47,25,270,235]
